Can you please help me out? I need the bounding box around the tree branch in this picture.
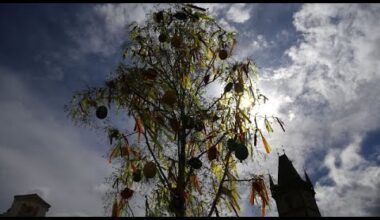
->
[207,150,232,216]
[188,53,217,110]
[195,132,227,160]
[143,130,171,190]
[215,206,220,217]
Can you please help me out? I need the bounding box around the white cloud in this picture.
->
[195,3,228,15]
[93,3,158,33]
[232,34,272,61]
[226,4,253,23]
[196,3,255,32]
[315,136,380,216]
[0,67,113,216]
[67,4,160,58]
[197,3,254,24]
[218,17,238,32]
[246,3,380,216]
[67,3,256,59]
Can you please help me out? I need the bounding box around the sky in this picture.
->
[0,3,379,217]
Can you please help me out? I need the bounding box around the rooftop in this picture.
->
[14,194,51,208]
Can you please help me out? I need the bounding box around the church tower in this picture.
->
[269,153,321,217]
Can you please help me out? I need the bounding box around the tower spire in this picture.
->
[304,169,311,183]
[304,169,314,190]
[268,173,277,199]
[269,153,321,216]
[278,153,304,187]
[269,173,275,189]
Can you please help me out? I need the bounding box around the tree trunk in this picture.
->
[176,82,187,217]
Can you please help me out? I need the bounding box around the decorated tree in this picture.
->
[65,3,285,217]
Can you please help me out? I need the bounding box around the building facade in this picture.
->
[1,194,50,217]
[269,154,321,217]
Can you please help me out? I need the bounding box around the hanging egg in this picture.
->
[143,161,157,178]
[219,49,228,60]
[224,82,233,93]
[227,138,237,152]
[158,33,168,43]
[235,144,248,161]
[174,12,187,20]
[207,146,218,161]
[154,11,164,23]
[188,157,202,169]
[132,169,142,182]
[234,83,244,93]
[161,90,177,107]
[120,187,134,200]
[171,35,182,48]
[96,106,108,119]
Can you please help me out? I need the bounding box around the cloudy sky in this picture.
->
[0,3,379,217]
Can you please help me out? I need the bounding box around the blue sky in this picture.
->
[0,3,379,216]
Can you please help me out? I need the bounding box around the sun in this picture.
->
[239,92,254,109]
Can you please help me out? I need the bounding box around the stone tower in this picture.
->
[269,153,321,217]
[1,194,51,217]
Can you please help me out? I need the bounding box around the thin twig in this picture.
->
[127,202,135,217]
[230,200,239,217]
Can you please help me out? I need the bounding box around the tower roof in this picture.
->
[278,153,305,188]
[14,194,51,208]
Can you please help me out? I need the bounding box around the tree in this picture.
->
[65,3,285,217]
